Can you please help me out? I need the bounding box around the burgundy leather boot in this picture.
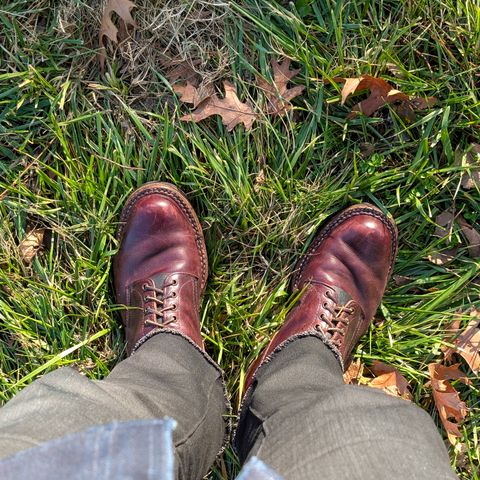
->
[245,204,398,391]
[113,182,208,355]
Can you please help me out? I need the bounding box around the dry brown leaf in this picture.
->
[173,82,214,109]
[455,143,480,190]
[367,361,412,400]
[180,81,257,131]
[428,249,459,265]
[334,75,437,120]
[98,0,137,72]
[19,228,45,265]
[434,209,456,238]
[256,59,305,116]
[428,363,469,445]
[454,320,480,374]
[340,77,364,105]
[428,209,459,265]
[410,97,438,110]
[343,359,364,384]
[457,216,480,258]
[444,312,480,374]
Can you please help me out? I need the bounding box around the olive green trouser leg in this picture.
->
[0,333,228,480]
[235,336,457,480]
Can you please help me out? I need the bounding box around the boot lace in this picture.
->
[142,280,177,327]
[315,289,354,348]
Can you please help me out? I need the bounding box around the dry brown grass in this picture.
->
[56,0,232,95]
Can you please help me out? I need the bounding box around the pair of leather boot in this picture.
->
[113,182,398,389]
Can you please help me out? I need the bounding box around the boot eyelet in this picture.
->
[172,304,177,310]
[172,279,177,285]
[142,284,148,291]
[323,302,328,308]
[171,292,176,297]
[144,297,148,302]
[172,316,176,321]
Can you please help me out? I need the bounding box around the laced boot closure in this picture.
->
[125,272,204,355]
[142,280,178,328]
[313,284,366,364]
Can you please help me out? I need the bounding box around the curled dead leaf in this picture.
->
[443,311,480,375]
[367,361,412,400]
[454,320,480,374]
[98,0,137,72]
[428,363,469,445]
[333,75,437,120]
[180,81,257,131]
[19,228,45,265]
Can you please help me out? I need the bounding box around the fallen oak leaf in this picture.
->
[455,320,480,374]
[434,209,456,239]
[333,75,436,120]
[173,82,198,104]
[173,82,215,109]
[181,81,257,131]
[351,83,409,118]
[337,75,408,117]
[256,59,305,116]
[367,361,412,400]
[428,363,469,445]
[444,315,480,374]
[98,0,137,72]
[19,228,45,265]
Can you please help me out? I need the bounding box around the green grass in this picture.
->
[0,0,479,478]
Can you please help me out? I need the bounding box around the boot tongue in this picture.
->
[150,272,170,287]
[333,286,352,306]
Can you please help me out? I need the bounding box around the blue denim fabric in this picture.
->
[0,418,281,480]
[0,418,177,480]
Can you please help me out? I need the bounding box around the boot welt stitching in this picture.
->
[117,187,208,286]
